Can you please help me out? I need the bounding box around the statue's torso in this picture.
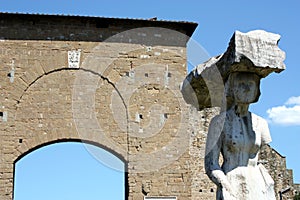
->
[217,110,275,199]
[221,110,261,173]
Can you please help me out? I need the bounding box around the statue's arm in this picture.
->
[260,117,272,145]
[251,113,272,145]
[204,116,231,190]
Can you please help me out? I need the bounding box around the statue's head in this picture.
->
[181,30,285,111]
[225,72,261,107]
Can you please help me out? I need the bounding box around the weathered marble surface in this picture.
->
[204,73,276,199]
[181,30,286,200]
[181,30,285,110]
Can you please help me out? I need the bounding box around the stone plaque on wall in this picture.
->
[68,49,81,68]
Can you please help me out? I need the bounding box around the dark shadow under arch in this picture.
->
[13,139,128,200]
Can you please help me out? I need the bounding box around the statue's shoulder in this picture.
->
[250,112,272,145]
[210,111,226,124]
[208,112,227,134]
[250,112,268,130]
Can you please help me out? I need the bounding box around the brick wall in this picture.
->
[259,145,295,199]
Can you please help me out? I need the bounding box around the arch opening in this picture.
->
[13,141,128,200]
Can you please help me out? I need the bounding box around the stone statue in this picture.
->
[181,30,286,199]
[204,72,275,199]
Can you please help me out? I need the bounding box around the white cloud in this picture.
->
[267,96,300,126]
[285,96,300,105]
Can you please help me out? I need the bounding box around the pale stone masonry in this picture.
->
[0,12,296,200]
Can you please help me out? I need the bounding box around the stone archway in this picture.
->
[4,64,130,200]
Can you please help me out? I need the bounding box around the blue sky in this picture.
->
[14,143,125,200]
[1,0,299,199]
